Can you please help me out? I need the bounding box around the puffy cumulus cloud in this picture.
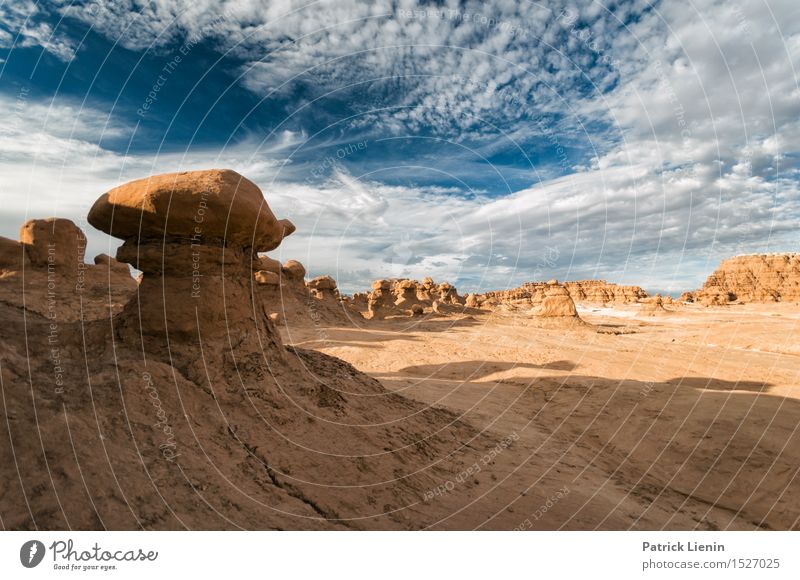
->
[0,1,76,61]
[596,0,800,172]
[58,0,622,137]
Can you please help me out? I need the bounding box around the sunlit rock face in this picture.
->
[88,169,294,349]
[691,254,800,305]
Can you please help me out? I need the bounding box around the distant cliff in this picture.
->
[684,253,800,304]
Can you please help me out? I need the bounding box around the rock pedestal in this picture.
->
[88,169,294,348]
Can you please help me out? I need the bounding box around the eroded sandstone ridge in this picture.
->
[348,277,466,320]
[252,257,353,327]
[0,169,506,530]
[561,280,648,304]
[684,254,800,305]
[472,279,647,310]
[0,217,136,321]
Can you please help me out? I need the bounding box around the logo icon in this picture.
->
[20,540,46,568]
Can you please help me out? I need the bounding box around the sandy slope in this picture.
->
[284,303,800,529]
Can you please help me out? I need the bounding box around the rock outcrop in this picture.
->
[254,258,355,327]
[474,279,647,310]
[361,277,466,319]
[88,169,293,350]
[640,294,669,316]
[0,217,137,321]
[533,281,579,318]
[367,279,400,320]
[254,257,312,327]
[306,275,353,325]
[2,169,510,531]
[476,287,537,310]
[690,254,800,305]
[474,279,584,320]
[561,280,648,304]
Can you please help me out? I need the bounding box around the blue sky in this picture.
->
[1,0,798,294]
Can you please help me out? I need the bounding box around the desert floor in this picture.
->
[282,303,800,530]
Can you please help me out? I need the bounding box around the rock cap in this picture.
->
[88,169,292,251]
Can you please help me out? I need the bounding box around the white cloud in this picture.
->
[59,0,618,136]
[0,1,76,61]
[1,90,797,295]
[1,0,798,295]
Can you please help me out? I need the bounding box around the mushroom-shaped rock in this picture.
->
[88,169,291,251]
[88,169,293,345]
[20,217,86,267]
[410,304,424,316]
[367,280,399,320]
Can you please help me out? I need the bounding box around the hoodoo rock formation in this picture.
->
[359,277,466,319]
[0,217,136,321]
[254,257,313,327]
[640,294,669,316]
[366,279,399,320]
[394,279,424,309]
[688,254,800,305]
[1,169,506,530]
[473,279,647,311]
[87,169,293,347]
[561,280,648,304]
[533,281,580,318]
[306,275,352,325]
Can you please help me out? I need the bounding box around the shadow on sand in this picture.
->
[398,359,578,381]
